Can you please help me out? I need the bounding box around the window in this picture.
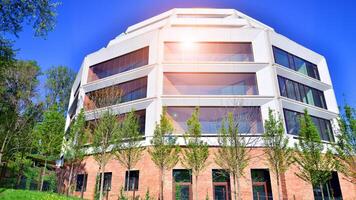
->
[76,174,88,192]
[164,73,258,95]
[88,47,149,82]
[125,170,139,191]
[283,109,334,142]
[278,76,327,109]
[313,172,342,200]
[98,172,112,191]
[251,169,273,200]
[212,170,231,200]
[85,77,147,110]
[173,169,192,200]
[273,46,320,80]
[165,42,254,62]
[166,107,263,134]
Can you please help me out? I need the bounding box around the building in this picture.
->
[64,8,355,200]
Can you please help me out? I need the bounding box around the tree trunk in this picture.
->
[160,167,164,200]
[126,168,131,198]
[320,183,325,200]
[232,174,237,200]
[40,160,47,191]
[195,175,198,200]
[15,163,24,189]
[0,133,9,166]
[237,176,241,200]
[67,163,74,196]
[99,164,105,200]
[80,172,86,199]
[276,174,281,200]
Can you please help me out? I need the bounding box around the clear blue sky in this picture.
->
[13,0,356,107]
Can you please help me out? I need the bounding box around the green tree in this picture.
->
[45,66,76,112]
[181,107,209,200]
[148,108,180,200]
[294,110,336,200]
[33,104,65,191]
[214,112,257,200]
[263,109,293,200]
[335,104,356,183]
[91,110,120,200]
[63,109,88,197]
[114,110,144,197]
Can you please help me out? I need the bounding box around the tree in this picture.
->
[63,109,88,197]
[114,110,144,197]
[263,109,293,200]
[335,104,356,183]
[214,112,257,200]
[45,66,76,113]
[91,110,120,200]
[294,109,336,200]
[148,108,180,200]
[33,104,65,191]
[181,107,209,200]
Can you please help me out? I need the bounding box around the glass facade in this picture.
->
[278,76,327,109]
[88,47,149,82]
[85,77,147,110]
[273,46,320,80]
[164,42,254,62]
[284,109,334,142]
[164,73,258,95]
[166,107,263,134]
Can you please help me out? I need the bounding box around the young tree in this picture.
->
[263,109,293,200]
[91,110,120,200]
[33,104,65,191]
[114,110,144,197]
[214,112,257,200]
[148,108,180,200]
[45,66,76,113]
[63,109,88,196]
[335,104,356,183]
[294,110,336,200]
[181,107,209,200]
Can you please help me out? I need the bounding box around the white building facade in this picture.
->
[64,8,353,200]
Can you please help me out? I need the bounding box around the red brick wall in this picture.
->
[59,147,356,200]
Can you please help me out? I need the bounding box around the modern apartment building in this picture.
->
[64,8,355,200]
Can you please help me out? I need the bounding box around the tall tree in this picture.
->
[114,110,144,197]
[214,112,257,200]
[33,104,65,191]
[45,66,76,112]
[263,109,293,200]
[63,109,88,197]
[181,107,209,200]
[91,110,120,200]
[335,104,356,183]
[0,60,41,166]
[148,108,180,200]
[294,110,336,200]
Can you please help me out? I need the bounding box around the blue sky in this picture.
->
[14,0,356,107]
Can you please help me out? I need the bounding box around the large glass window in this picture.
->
[164,73,258,95]
[164,42,254,62]
[278,76,327,109]
[173,169,192,200]
[97,172,112,191]
[125,170,139,191]
[313,172,342,200]
[251,169,273,200]
[166,107,263,134]
[88,47,149,82]
[85,77,147,110]
[75,174,88,192]
[283,109,334,142]
[273,46,320,80]
[212,170,231,200]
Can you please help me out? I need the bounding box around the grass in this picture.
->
[0,188,81,200]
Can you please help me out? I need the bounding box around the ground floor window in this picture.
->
[125,170,139,191]
[313,171,342,200]
[75,173,88,192]
[251,169,273,200]
[97,172,112,191]
[212,169,231,200]
[173,169,192,200]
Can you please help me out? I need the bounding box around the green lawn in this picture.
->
[0,188,80,200]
